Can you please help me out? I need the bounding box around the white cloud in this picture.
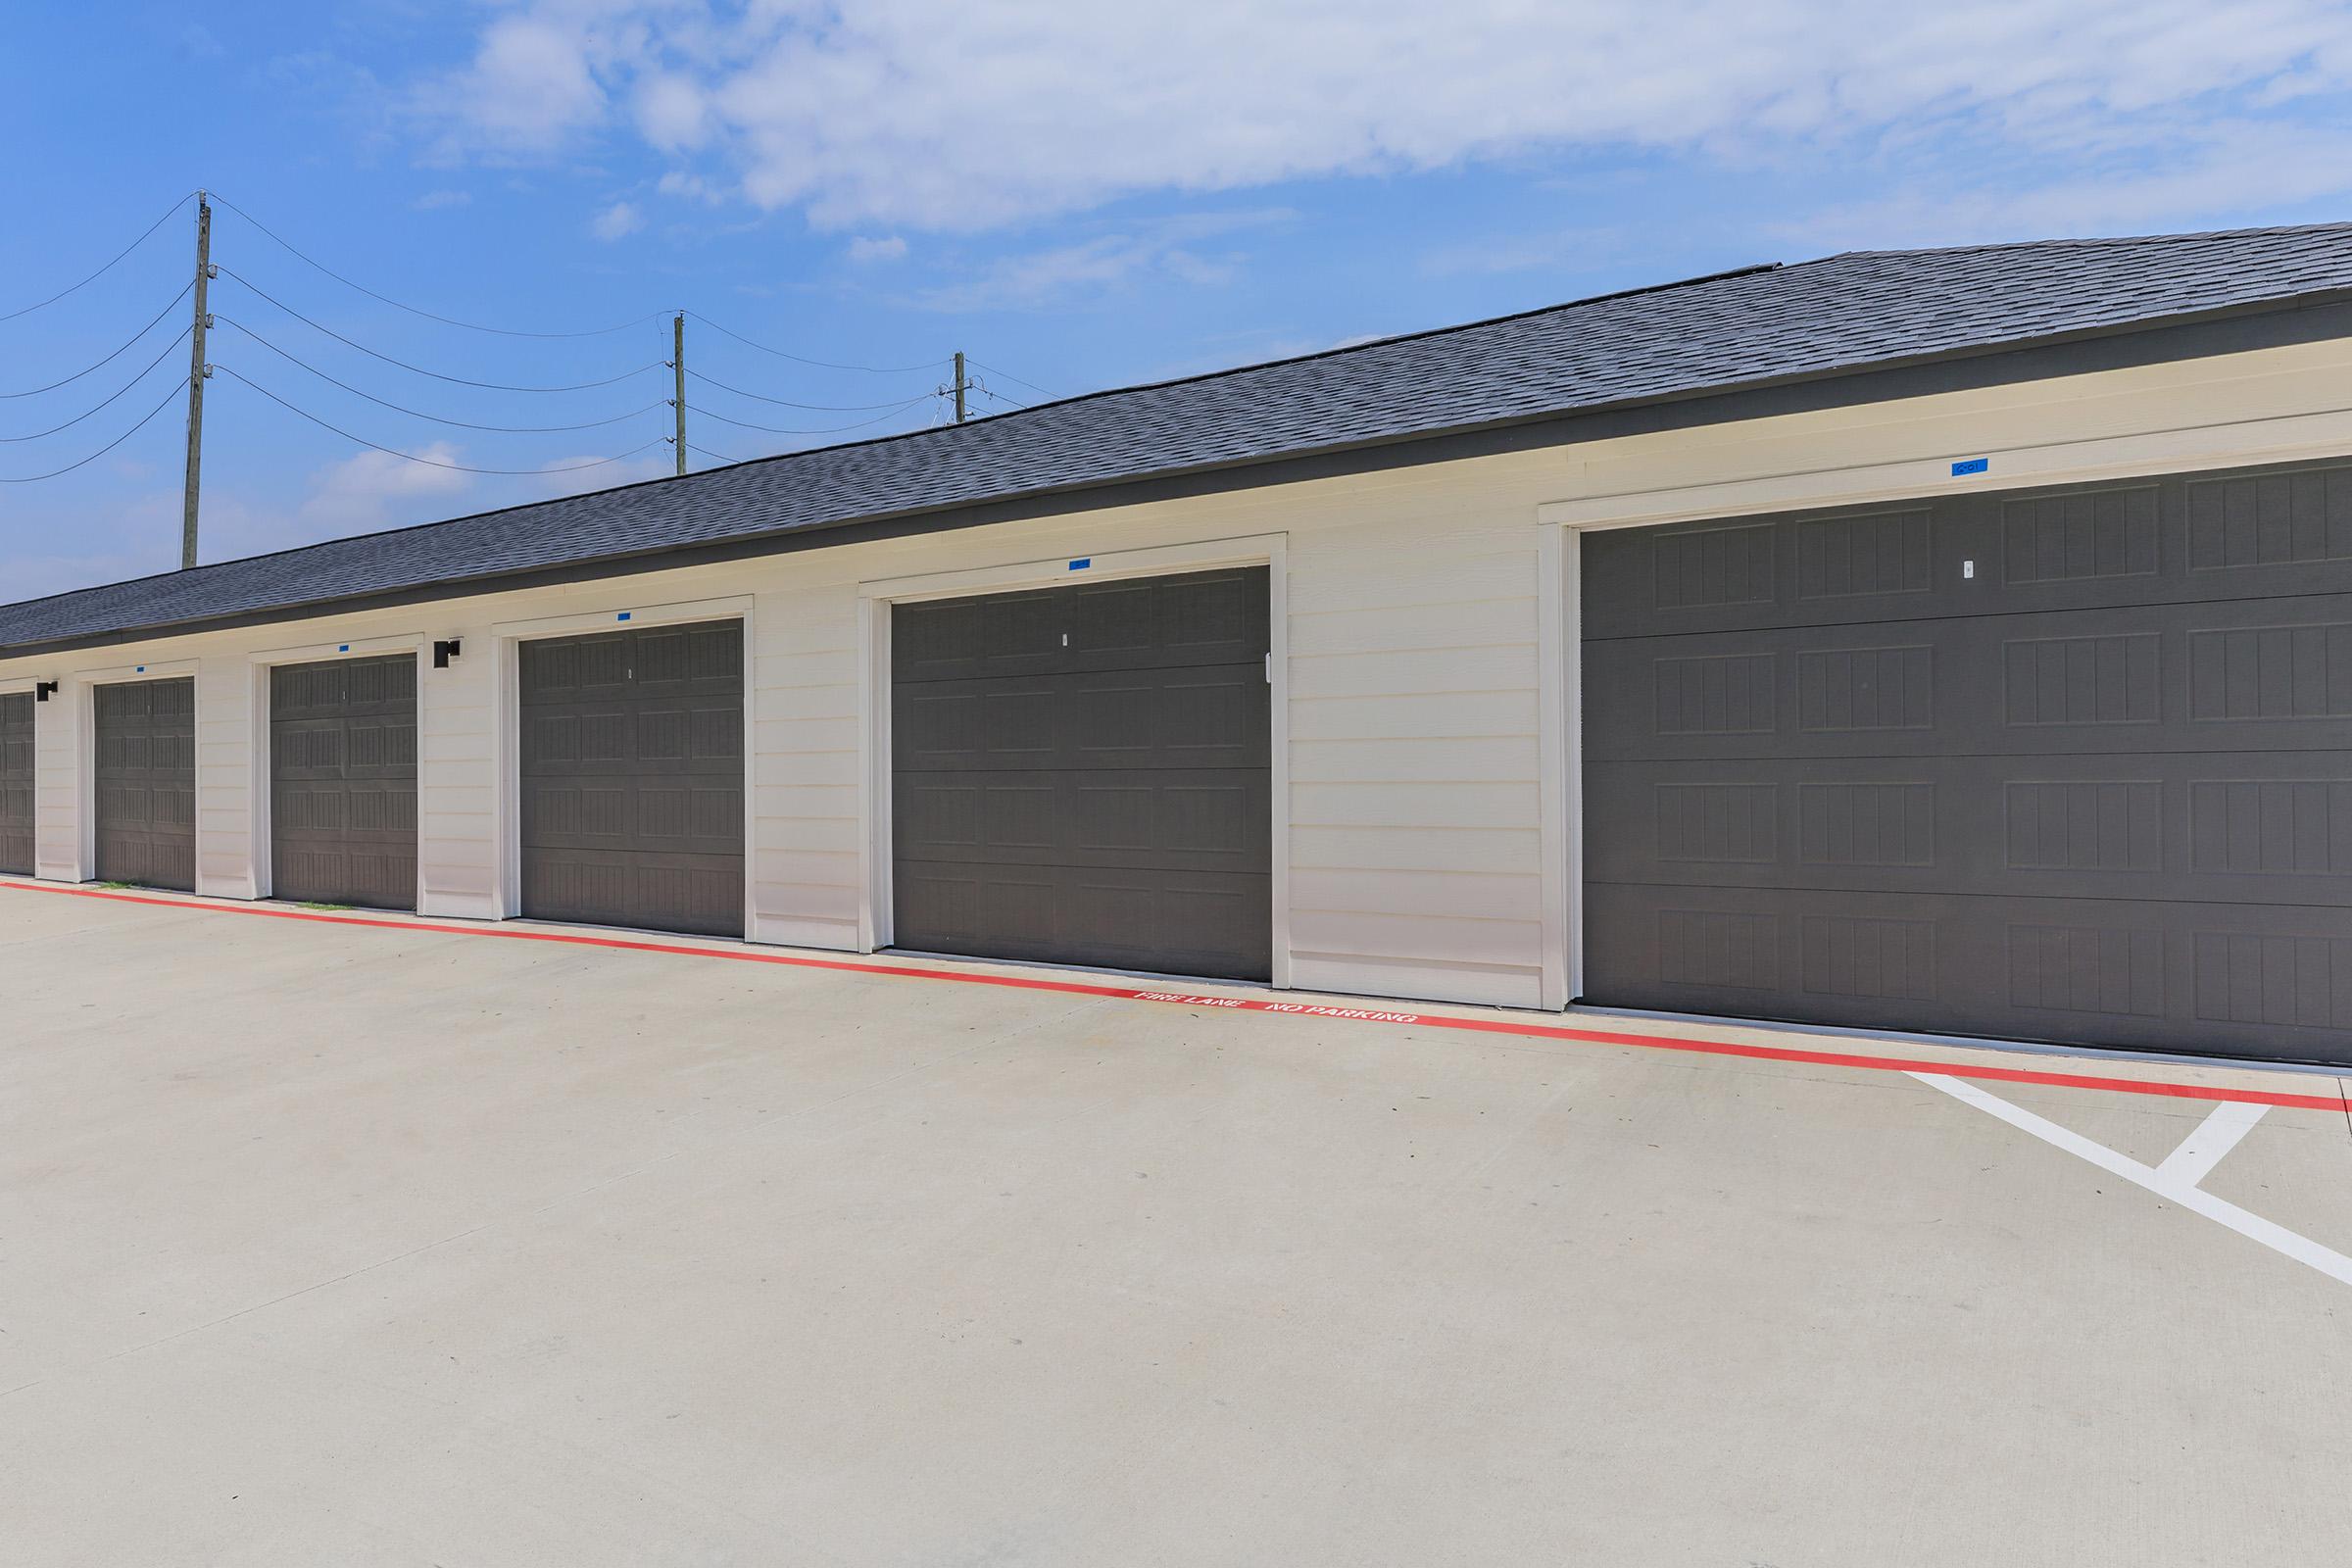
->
[425,12,610,154]
[590,199,645,240]
[299,445,474,533]
[657,170,722,202]
[846,234,907,264]
[413,1,2352,232]
[918,209,1291,310]
[635,69,712,150]
[413,188,472,211]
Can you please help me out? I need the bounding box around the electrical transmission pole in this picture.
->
[952,350,968,423]
[671,312,687,475]
[181,191,214,569]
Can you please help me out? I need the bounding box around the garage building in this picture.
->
[7,222,2352,1066]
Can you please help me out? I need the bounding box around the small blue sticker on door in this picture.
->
[337,644,349,653]
[1068,558,1091,571]
[616,612,632,621]
[1951,457,1989,476]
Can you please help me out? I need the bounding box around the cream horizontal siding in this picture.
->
[1292,736,1540,784]
[31,682,81,879]
[194,658,256,898]
[748,585,861,949]
[1290,824,1539,876]
[1285,507,1546,1008]
[417,621,500,918]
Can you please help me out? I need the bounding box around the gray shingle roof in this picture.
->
[11,220,2352,655]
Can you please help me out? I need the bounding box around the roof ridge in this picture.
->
[0,260,1793,618]
[11,216,2352,647]
[1832,218,2352,261]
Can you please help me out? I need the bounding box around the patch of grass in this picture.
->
[94,881,136,890]
[297,901,352,911]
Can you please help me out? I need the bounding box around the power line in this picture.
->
[969,382,1031,412]
[685,311,948,374]
[220,268,662,393]
[215,365,668,475]
[683,366,934,412]
[210,192,670,340]
[0,377,184,483]
[1,324,191,442]
[686,396,935,438]
[685,440,742,465]
[965,358,1055,402]
[216,317,669,434]
[1,281,194,399]
[0,192,194,325]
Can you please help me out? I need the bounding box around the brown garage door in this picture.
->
[94,677,194,892]
[518,619,744,937]
[270,655,417,909]
[1582,455,2352,1066]
[891,566,1271,980]
[0,691,31,874]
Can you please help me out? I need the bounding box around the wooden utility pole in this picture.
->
[671,312,687,475]
[952,350,968,423]
[180,192,214,569]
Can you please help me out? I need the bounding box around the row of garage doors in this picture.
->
[7,458,2351,1066]
[0,566,1273,978]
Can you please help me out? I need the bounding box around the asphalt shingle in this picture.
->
[10,221,2352,654]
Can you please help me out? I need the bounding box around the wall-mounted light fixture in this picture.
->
[431,638,463,669]
[34,681,59,703]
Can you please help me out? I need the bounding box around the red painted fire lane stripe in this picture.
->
[8,877,2348,1113]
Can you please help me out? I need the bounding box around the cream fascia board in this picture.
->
[1540,405,2352,531]
[858,534,1288,603]
[490,593,754,642]
[245,632,427,665]
[74,657,199,686]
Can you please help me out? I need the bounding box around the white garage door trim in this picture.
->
[243,634,430,905]
[66,659,200,886]
[858,533,1293,988]
[1539,404,2352,536]
[487,594,755,932]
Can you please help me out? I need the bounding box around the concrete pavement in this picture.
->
[3,882,2350,1565]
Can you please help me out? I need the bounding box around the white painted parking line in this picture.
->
[2154,1099,2271,1191]
[1911,1072,2352,1289]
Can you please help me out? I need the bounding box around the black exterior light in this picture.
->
[431,638,463,668]
[34,681,58,703]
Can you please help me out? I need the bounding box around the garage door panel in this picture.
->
[522,847,741,936]
[520,620,744,938]
[894,567,1269,684]
[1583,455,2352,1064]
[1583,458,2352,641]
[94,678,194,892]
[1590,750,2352,907]
[894,861,1270,978]
[894,665,1269,772]
[896,768,1267,873]
[0,692,31,874]
[1587,590,2352,761]
[270,656,417,910]
[1584,881,2352,1061]
[892,567,1271,980]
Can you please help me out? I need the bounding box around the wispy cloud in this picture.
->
[409,1,2352,238]
[847,234,907,264]
[590,199,644,241]
[915,209,1294,311]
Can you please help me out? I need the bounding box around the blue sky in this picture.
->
[6,1,2352,602]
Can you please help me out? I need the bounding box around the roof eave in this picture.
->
[8,286,2352,662]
